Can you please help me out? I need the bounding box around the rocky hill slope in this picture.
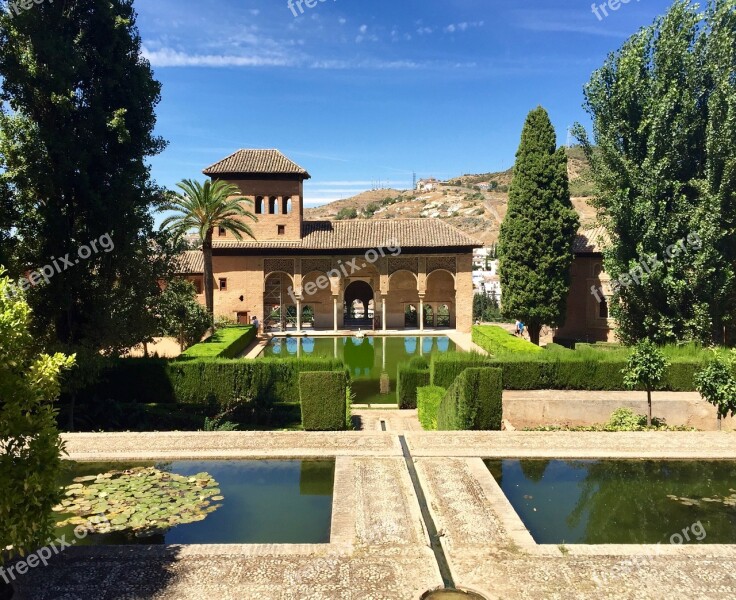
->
[305,147,598,245]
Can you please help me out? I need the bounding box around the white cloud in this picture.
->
[339,17,347,25]
[141,46,295,68]
[445,21,484,34]
[417,27,434,35]
[249,9,260,16]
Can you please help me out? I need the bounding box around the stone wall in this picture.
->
[503,390,734,431]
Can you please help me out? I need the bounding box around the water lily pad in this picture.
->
[55,466,223,537]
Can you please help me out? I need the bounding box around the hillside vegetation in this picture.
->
[305,147,597,245]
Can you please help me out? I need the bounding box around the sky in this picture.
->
[136,0,676,207]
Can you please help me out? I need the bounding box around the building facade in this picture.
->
[179,150,480,333]
[554,227,616,345]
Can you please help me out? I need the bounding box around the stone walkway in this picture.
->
[352,409,423,432]
[13,431,736,599]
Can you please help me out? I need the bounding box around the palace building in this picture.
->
[177,149,481,333]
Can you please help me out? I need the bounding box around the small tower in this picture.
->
[203,149,311,242]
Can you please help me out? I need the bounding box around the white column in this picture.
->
[382,296,387,332]
[419,298,425,331]
[333,296,338,332]
[296,299,302,332]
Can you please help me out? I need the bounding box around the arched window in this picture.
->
[599,297,609,319]
[269,197,278,214]
[436,304,451,327]
[255,197,264,215]
[282,197,292,214]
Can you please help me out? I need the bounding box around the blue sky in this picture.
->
[137,0,675,207]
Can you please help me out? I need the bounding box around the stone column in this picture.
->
[419,296,425,331]
[296,299,302,332]
[333,296,339,332]
[382,295,387,332]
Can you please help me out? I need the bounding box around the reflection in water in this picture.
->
[57,460,335,545]
[263,336,456,405]
[485,459,736,544]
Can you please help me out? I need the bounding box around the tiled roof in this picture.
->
[212,219,481,251]
[174,250,204,274]
[573,226,609,254]
[203,149,311,178]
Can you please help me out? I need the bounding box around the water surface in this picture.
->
[485,459,736,544]
[58,460,335,545]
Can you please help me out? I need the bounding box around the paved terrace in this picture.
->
[15,431,736,600]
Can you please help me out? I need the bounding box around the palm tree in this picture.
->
[161,179,257,314]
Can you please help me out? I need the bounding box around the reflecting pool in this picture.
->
[262,335,456,404]
[485,459,736,544]
[57,460,335,545]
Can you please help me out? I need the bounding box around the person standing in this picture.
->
[252,315,260,335]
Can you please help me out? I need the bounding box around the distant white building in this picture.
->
[416,178,440,192]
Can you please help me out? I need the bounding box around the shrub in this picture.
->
[0,273,75,569]
[300,371,348,431]
[418,386,446,431]
[408,356,430,370]
[472,325,543,355]
[180,326,256,359]
[431,352,495,388]
[66,357,344,427]
[437,368,503,431]
[397,366,431,409]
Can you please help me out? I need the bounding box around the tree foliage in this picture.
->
[695,350,736,427]
[574,0,736,345]
[499,106,579,344]
[0,0,170,353]
[161,179,257,314]
[623,339,669,425]
[155,278,212,350]
[0,271,74,563]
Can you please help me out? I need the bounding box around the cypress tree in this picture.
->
[499,107,579,345]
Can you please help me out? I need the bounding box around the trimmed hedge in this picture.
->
[431,352,496,389]
[408,356,430,370]
[430,353,704,391]
[437,367,503,431]
[417,386,446,431]
[489,357,704,391]
[68,357,345,426]
[300,371,349,431]
[180,326,256,359]
[472,325,543,356]
[397,366,431,409]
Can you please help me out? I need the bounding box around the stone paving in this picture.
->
[13,431,736,599]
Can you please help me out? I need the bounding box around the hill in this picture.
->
[305,147,598,245]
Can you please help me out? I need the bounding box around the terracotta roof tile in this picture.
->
[203,149,310,178]
[174,250,204,274]
[212,219,481,251]
[573,226,609,254]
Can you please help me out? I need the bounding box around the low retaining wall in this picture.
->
[503,390,735,431]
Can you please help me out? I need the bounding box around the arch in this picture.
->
[282,197,292,215]
[263,272,296,332]
[344,280,374,326]
[388,269,419,288]
[268,196,278,214]
[426,268,456,285]
[255,196,264,215]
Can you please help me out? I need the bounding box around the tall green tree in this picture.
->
[161,180,257,314]
[574,0,736,345]
[0,0,168,353]
[155,278,212,350]
[0,272,74,591]
[499,106,579,345]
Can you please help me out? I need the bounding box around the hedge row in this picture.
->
[397,366,431,409]
[70,357,345,426]
[429,353,704,391]
[437,367,503,431]
[431,352,496,389]
[417,386,446,431]
[300,371,349,431]
[180,326,256,359]
[472,325,543,356]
